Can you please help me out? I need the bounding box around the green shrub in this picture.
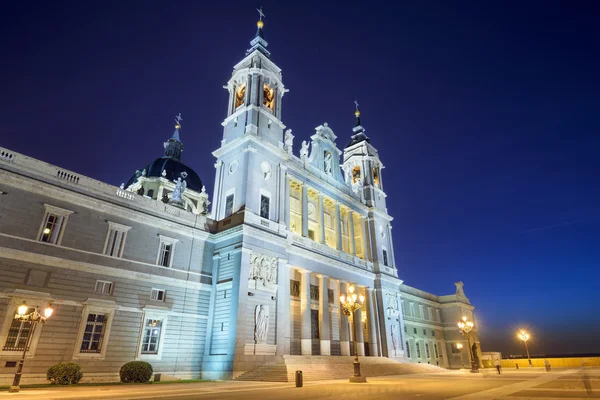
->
[119,361,153,383]
[47,362,83,385]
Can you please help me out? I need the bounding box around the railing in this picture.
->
[2,345,27,352]
[0,150,16,162]
[56,169,80,184]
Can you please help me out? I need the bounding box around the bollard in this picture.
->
[515,363,519,369]
[295,370,303,387]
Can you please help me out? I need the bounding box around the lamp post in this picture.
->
[8,302,54,393]
[340,285,366,383]
[518,330,533,367]
[456,342,465,369]
[457,316,479,373]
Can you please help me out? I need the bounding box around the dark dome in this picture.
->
[125,157,203,192]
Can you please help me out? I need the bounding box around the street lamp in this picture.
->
[340,285,366,383]
[8,302,54,393]
[518,330,533,367]
[457,316,479,373]
[456,342,465,369]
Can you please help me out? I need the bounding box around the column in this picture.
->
[365,288,379,356]
[276,260,291,355]
[339,281,350,356]
[280,167,289,226]
[301,184,308,237]
[360,216,368,261]
[300,270,312,355]
[318,275,330,355]
[318,193,325,243]
[355,290,365,356]
[348,211,356,256]
[335,203,342,250]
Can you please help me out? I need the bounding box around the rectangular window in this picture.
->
[225,194,234,217]
[434,343,439,358]
[158,243,172,267]
[39,214,64,244]
[410,303,415,317]
[436,309,442,322]
[427,307,432,320]
[260,194,270,219]
[156,236,177,268]
[404,325,407,333]
[141,318,163,354]
[382,249,388,266]
[432,330,435,337]
[423,329,427,335]
[426,343,430,358]
[413,327,417,334]
[80,313,106,353]
[103,222,131,257]
[2,307,34,351]
[416,342,421,358]
[94,280,113,295]
[406,341,410,358]
[151,289,166,302]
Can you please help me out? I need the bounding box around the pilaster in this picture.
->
[300,269,312,355]
[318,275,330,355]
[339,281,350,356]
[301,184,308,237]
[366,287,379,356]
[335,203,342,250]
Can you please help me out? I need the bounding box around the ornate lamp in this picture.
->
[457,316,479,373]
[9,302,54,393]
[340,285,366,383]
[518,330,533,366]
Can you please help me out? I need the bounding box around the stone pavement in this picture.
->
[0,367,598,399]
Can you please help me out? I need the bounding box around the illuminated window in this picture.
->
[263,83,274,111]
[352,166,361,183]
[141,318,163,354]
[38,204,73,245]
[235,84,246,108]
[372,167,380,187]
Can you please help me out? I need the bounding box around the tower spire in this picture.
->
[247,7,270,58]
[347,100,371,147]
[164,113,184,161]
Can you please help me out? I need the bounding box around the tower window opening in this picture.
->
[235,84,246,109]
[352,166,361,183]
[263,83,274,111]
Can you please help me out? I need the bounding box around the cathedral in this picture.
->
[0,15,482,383]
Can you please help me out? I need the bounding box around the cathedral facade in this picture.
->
[0,18,481,383]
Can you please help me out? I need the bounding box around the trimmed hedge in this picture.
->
[119,361,153,383]
[47,362,83,385]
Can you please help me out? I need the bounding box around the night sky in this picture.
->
[2,1,599,357]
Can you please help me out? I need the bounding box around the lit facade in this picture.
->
[0,19,481,384]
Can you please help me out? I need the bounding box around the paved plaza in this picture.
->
[1,368,598,399]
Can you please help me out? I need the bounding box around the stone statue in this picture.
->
[171,177,187,204]
[199,186,210,215]
[300,141,309,160]
[284,129,294,155]
[254,305,269,344]
[324,151,332,175]
[141,169,147,177]
[119,183,125,189]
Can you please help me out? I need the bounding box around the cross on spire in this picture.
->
[174,113,183,129]
[257,6,265,21]
[354,98,360,111]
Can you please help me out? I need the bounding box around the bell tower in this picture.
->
[212,9,289,222]
[342,103,397,276]
[221,9,287,148]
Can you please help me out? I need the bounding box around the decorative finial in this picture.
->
[354,98,360,117]
[256,6,265,28]
[174,113,183,130]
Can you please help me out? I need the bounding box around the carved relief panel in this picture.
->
[248,252,278,293]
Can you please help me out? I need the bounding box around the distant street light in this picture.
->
[9,302,54,393]
[456,343,465,369]
[457,316,479,373]
[340,285,366,383]
[518,330,533,367]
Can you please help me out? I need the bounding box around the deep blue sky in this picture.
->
[2,1,599,356]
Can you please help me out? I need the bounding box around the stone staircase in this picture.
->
[235,356,445,382]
